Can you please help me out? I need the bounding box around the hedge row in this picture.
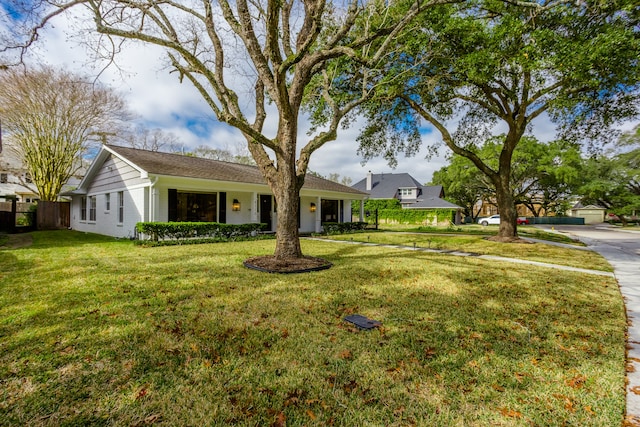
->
[135,222,266,244]
[322,222,369,234]
[371,209,455,224]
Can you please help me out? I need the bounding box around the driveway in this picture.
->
[535,224,640,420]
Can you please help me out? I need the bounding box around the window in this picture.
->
[118,191,124,223]
[0,173,7,184]
[169,191,217,222]
[105,193,111,211]
[321,199,339,223]
[80,197,87,221]
[89,196,96,221]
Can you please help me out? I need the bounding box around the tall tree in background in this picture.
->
[2,0,465,262]
[121,126,180,153]
[0,66,128,201]
[188,144,256,165]
[356,0,640,240]
[432,136,584,219]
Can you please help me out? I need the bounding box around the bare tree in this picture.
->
[2,0,461,261]
[189,144,257,165]
[121,125,180,152]
[0,66,129,201]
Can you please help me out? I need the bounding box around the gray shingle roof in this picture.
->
[352,173,445,200]
[107,145,365,195]
[404,197,462,209]
[351,172,460,209]
[352,173,423,198]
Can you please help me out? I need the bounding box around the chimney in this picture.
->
[366,171,372,191]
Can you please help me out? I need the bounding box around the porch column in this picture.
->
[251,192,258,223]
[315,196,322,233]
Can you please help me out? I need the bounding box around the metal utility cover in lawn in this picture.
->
[344,314,382,330]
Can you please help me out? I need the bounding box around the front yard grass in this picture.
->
[322,231,612,272]
[0,231,626,426]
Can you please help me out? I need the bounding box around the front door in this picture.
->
[260,195,272,231]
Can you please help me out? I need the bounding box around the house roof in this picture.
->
[85,145,365,196]
[404,197,463,210]
[571,202,606,210]
[352,173,424,198]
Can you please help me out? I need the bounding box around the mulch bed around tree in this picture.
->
[243,255,332,274]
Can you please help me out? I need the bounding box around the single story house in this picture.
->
[64,145,367,238]
[352,171,463,224]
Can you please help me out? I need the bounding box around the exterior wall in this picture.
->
[300,196,318,232]
[69,158,150,238]
[572,209,605,224]
[88,155,147,193]
[70,187,146,238]
[153,178,348,233]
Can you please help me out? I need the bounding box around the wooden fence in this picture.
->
[37,201,70,230]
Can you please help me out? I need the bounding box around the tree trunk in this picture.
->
[494,174,518,238]
[272,167,303,260]
[619,215,629,226]
[250,124,306,260]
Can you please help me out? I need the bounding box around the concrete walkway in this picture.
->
[305,235,616,276]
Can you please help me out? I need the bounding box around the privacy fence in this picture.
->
[0,199,70,232]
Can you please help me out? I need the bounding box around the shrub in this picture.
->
[322,222,369,234]
[135,222,267,245]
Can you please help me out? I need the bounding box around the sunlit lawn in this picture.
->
[0,231,625,426]
[322,231,612,272]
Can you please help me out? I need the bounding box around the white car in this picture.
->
[477,214,500,226]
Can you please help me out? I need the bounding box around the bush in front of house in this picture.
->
[322,222,369,234]
[135,222,268,246]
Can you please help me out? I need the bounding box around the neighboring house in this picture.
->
[0,143,39,202]
[64,145,368,238]
[352,171,463,224]
[0,142,86,202]
[569,202,606,224]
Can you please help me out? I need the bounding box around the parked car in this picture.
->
[477,215,500,226]
[517,217,530,225]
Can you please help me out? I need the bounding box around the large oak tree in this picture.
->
[2,0,469,261]
[356,0,640,239]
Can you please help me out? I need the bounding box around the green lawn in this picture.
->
[321,231,612,272]
[0,231,626,426]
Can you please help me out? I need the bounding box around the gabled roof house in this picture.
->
[65,145,367,238]
[352,171,462,210]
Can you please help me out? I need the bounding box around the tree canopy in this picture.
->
[356,0,640,239]
[1,0,472,261]
[0,66,128,201]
